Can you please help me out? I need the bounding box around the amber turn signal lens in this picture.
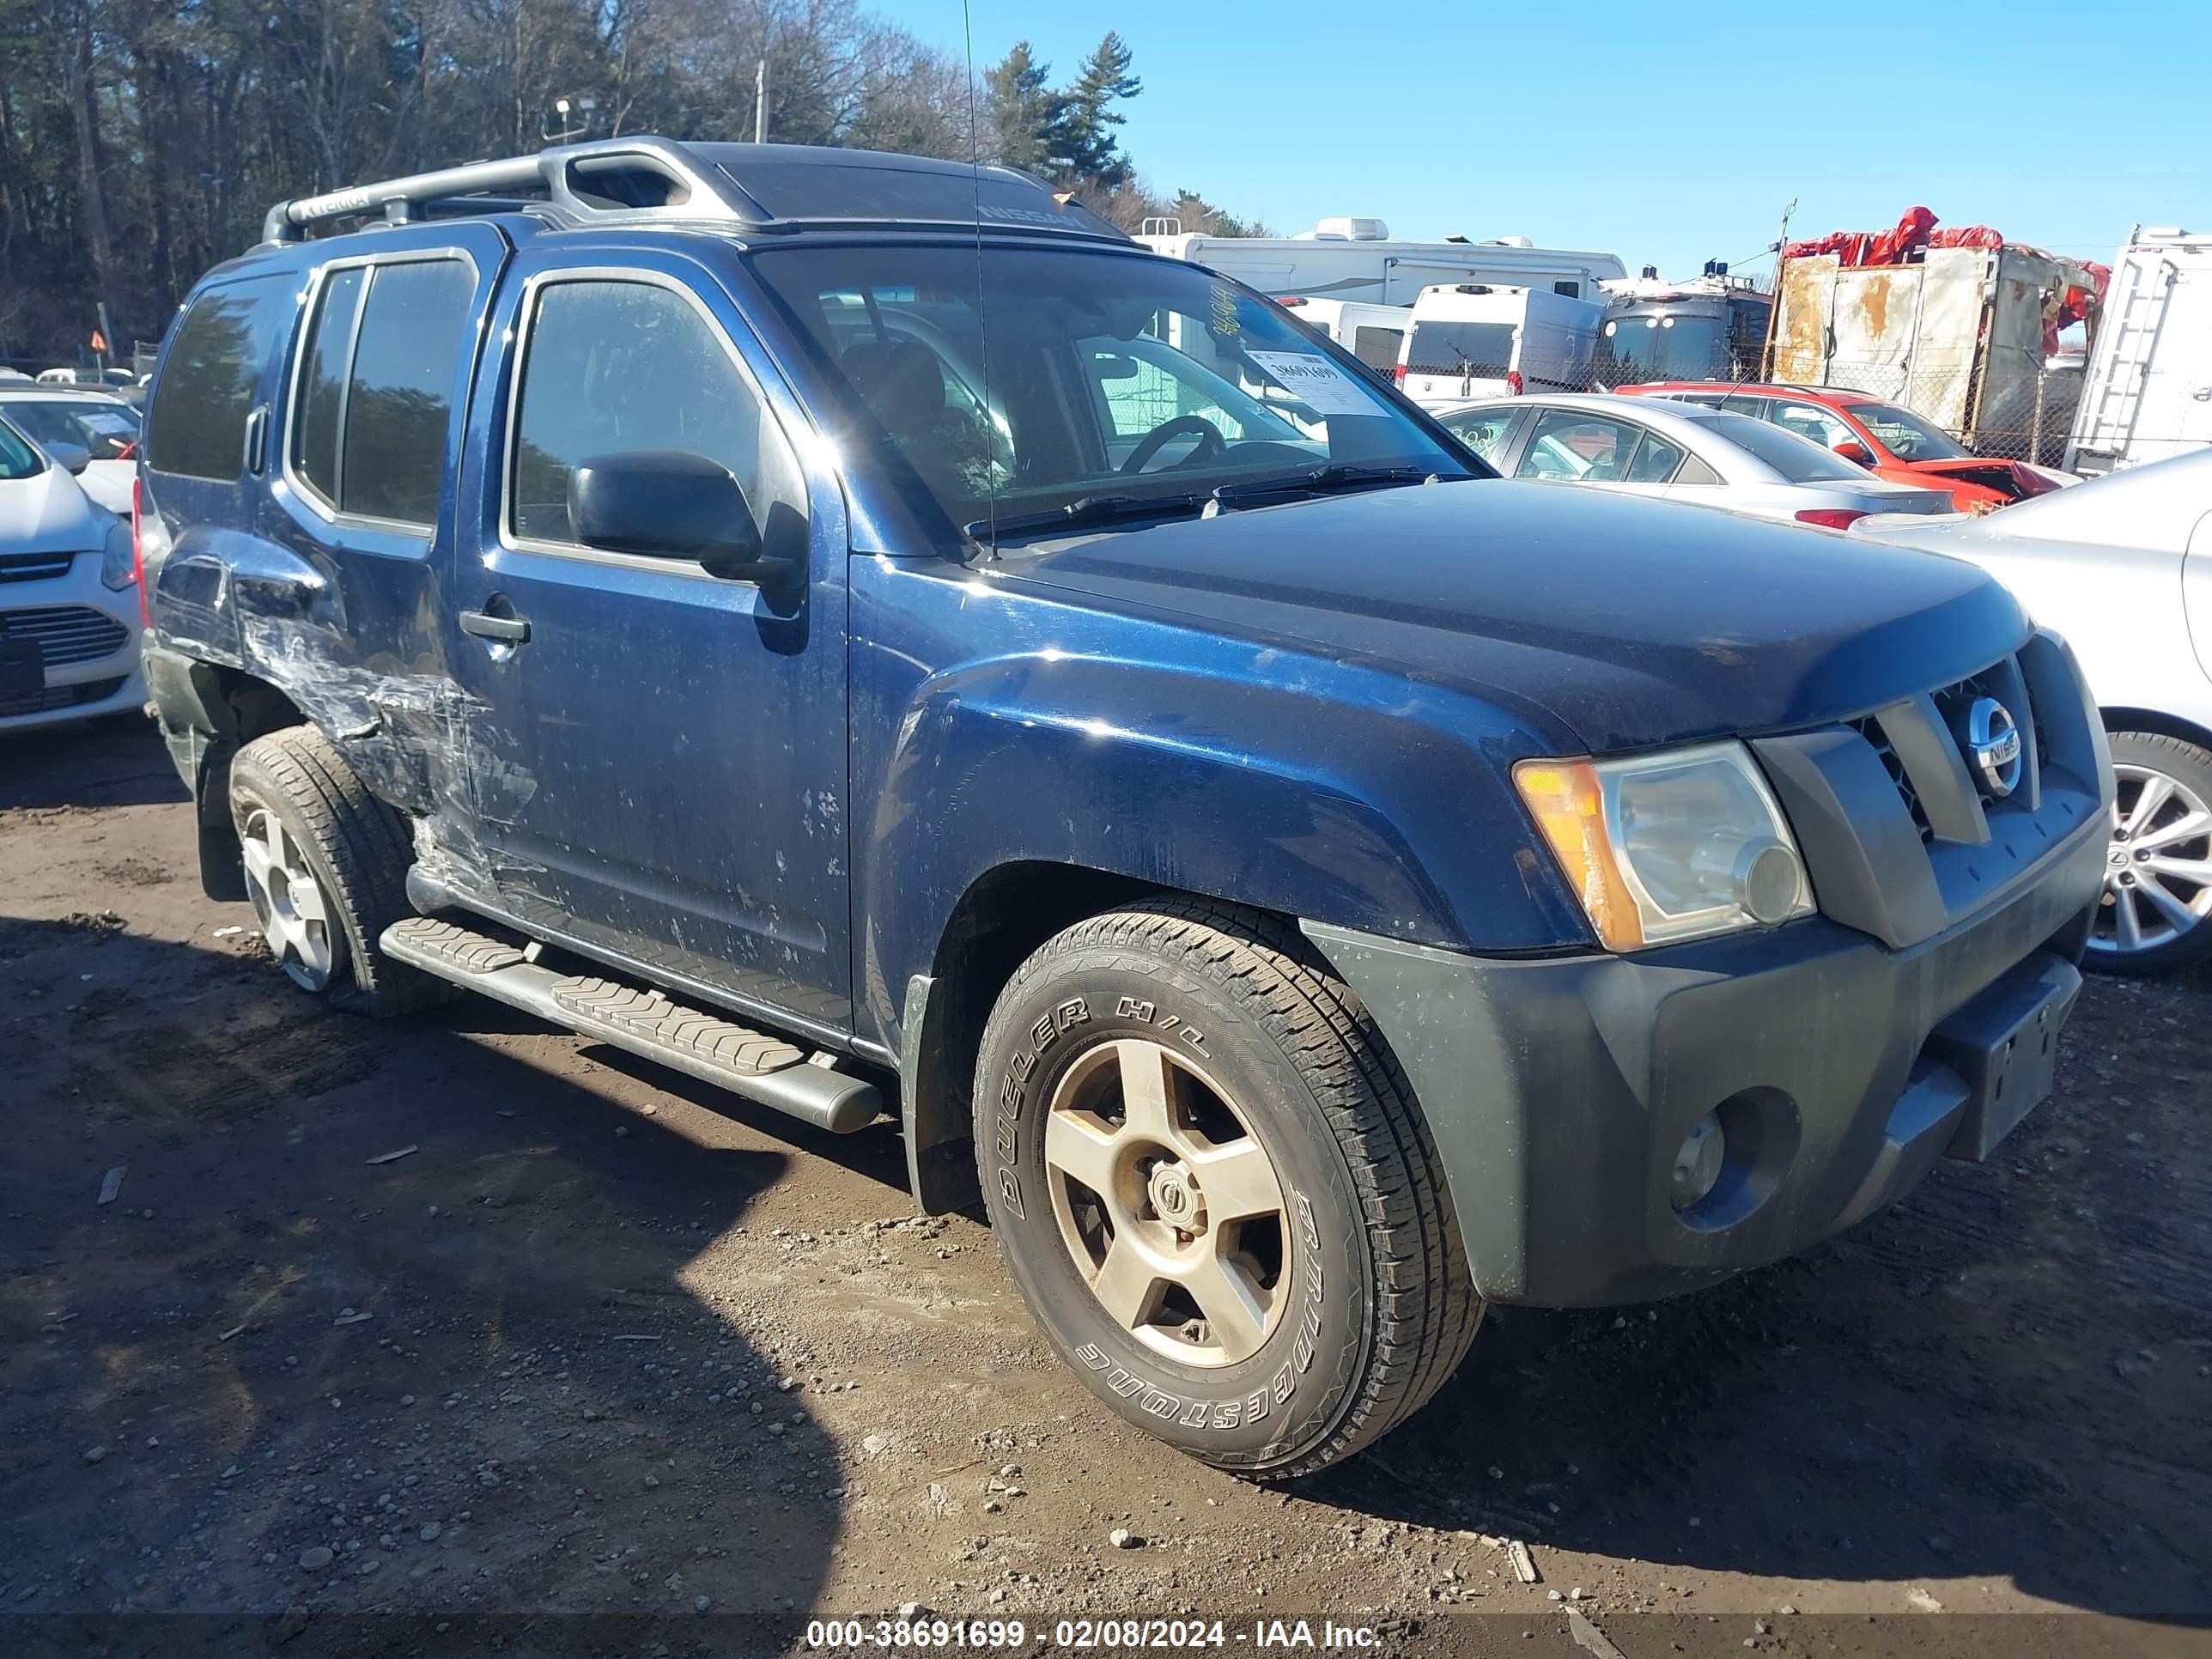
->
[1512,758,1644,951]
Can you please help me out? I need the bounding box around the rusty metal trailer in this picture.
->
[1764,242,2088,462]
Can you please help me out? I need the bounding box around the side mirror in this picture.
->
[567,451,800,589]
[1832,440,1875,468]
[46,441,91,475]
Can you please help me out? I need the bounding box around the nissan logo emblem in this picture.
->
[1966,696,2022,798]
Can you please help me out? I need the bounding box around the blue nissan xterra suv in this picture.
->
[137,138,2112,1476]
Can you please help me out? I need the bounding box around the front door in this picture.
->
[447,250,853,1035]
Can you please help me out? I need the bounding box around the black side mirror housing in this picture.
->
[567,451,801,588]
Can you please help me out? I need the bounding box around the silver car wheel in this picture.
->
[2090,762,2212,958]
[238,798,338,991]
[1042,1037,1290,1369]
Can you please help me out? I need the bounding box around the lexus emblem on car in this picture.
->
[1966,696,2022,798]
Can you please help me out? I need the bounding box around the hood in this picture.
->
[1000,480,2026,755]
[1899,456,2060,504]
[0,464,108,555]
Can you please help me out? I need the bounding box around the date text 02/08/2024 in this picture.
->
[805,1619,1384,1649]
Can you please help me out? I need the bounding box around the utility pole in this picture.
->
[755,59,769,144]
[1772,197,1798,258]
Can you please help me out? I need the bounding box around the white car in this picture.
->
[0,413,143,733]
[0,386,142,514]
[1857,447,2212,973]
[1434,392,1952,526]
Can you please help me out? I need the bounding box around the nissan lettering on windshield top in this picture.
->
[749,246,1481,544]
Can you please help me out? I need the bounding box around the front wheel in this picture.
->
[974,899,1480,1477]
[2088,731,2212,975]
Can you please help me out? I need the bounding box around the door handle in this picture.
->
[459,609,530,644]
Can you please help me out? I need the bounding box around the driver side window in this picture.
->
[508,277,798,549]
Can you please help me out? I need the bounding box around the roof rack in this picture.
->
[261,137,748,245]
[260,136,1130,249]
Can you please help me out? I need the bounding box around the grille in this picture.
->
[0,673,126,719]
[1855,657,2038,843]
[1851,714,1935,843]
[0,550,79,585]
[0,604,131,665]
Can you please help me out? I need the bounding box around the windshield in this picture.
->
[1847,400,1968,462]
[1703,411,1871,483]
[1598,312,1727,382]
[0,416,46,480]
[0,398,141,461]
[752,245,1472,540]
[1406,319,1516,379]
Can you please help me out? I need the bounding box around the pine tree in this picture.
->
[1054,33,1141,188]
[982,41,1067,175]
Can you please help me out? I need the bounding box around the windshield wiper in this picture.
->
[1206,464,1449,513]
[963,492,1206,546]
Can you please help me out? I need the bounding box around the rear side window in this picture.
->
[343,262,474,523]
[287,257,474,526]
[148,279,290,481]
[1705,412,1868,483]
[1623,428,1686,483]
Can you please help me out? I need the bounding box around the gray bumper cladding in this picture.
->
[1300,805,2103,1309]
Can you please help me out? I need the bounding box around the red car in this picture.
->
[1617,381,2064,511]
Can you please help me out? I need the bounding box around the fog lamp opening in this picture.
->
[1672,1109,1726,1212]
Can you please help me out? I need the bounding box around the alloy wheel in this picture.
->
[238,800,339,991]
[1042,1038,1290,1368]
[2090,762,2212,959]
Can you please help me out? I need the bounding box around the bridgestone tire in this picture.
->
[974,897,1480,1477]
[227,726,453,1017]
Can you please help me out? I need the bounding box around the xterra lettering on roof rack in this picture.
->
[258,136,1130,249]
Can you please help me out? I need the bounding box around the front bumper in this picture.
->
[0,555,145,733]
[1307,818,2101,1305]
[1304,628,2113,1307]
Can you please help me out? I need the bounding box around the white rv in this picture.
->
[2067,227,2212,476]
[1394,285,1606,407]
[1139,217,1628,307]
[1272,297,1410,376]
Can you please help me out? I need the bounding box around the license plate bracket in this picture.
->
[0,635,44,702]
[1929,952,2081,1163]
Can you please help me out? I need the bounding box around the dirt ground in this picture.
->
[3,720,2209,1659]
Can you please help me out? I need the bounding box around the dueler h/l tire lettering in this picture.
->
[974,897,1480,1477]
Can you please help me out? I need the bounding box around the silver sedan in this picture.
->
[1434,392,1953,528]
[1856,447,2212,973]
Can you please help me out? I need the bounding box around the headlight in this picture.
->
[99,517,136,592]
[1514,741,1814,951]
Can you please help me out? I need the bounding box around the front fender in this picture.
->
[856,640,1591,1048]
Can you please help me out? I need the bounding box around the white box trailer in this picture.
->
[1395,284,1607,406]
[2067,227,2212,476]
[1139,217,1627,307]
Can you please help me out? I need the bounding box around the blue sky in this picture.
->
[876,0,2210,282]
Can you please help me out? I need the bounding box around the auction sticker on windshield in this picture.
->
[1243,350,1382,416]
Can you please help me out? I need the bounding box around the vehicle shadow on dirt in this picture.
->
[0,914,850,1654]
[1302,985,2212,1620]
[0,716,187,812]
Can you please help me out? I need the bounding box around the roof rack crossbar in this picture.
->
[260,138,749,246]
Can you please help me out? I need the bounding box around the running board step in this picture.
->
[379,916,878,1133]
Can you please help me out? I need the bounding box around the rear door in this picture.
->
[443,245,855,1036]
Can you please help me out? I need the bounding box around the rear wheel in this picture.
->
[2088,731,2212,975]
[228,726,452,1015]
[974,897,1480,1477]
